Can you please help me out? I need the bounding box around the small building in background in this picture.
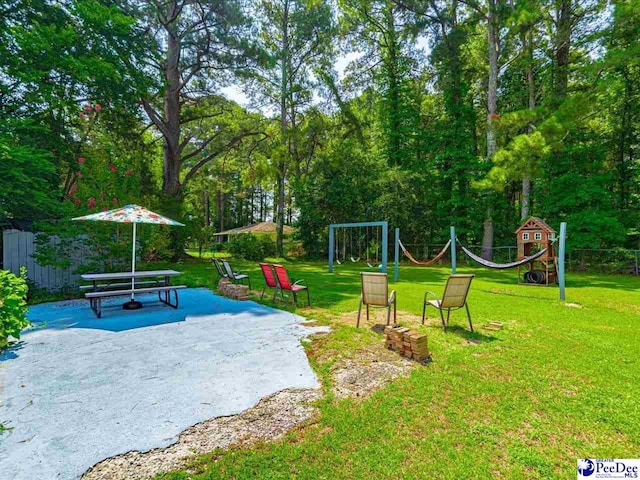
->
[215,221,295,243]
[516,217,557,285]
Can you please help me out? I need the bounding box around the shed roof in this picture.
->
[216,221,295,236]
[516,217,556,234]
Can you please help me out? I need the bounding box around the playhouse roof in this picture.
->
[516,217,556,234]
[217,221,295,236]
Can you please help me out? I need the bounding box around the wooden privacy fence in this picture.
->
[2,229,83,292]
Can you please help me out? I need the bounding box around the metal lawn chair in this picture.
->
[422,274,474,332]
[259,262,279,299]
[357,272,396,328]
[212,258,228,280]
[272,264,310,306]
[221,259,251,289]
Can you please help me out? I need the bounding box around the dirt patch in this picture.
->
[82,388,321,480]
[331,344,414,400]
[562,302,583,309]
[333,309,426,329]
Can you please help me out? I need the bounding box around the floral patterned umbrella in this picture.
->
[72,204,184,226]
[73,205,184,309]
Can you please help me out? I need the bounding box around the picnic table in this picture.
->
[81,270,186,318]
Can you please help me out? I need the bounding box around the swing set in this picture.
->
[329,221,567,301]
[328,221,388,273]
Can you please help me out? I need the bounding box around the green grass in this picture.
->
[144,256,640,479]
[30,254,640,477]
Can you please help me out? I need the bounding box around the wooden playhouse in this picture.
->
[516,217,558,285]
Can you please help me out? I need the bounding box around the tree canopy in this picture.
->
[2,0,638,259]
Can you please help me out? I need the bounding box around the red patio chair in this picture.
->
[259,262,278,300]
[272,264,310,307]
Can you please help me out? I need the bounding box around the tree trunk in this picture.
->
[204,190,210,227]
[260,188,265,221]
[482,0,499,260]
[384,1,401,166]
[521,178,531,219]
[554,0,571,101]
[162,7,182,198]
[276,0,289,257]
[218,191,225,232]
[276,167,285,255]
[521,29,535,219]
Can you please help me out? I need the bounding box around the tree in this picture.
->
[251,0,334,255]
[135,0,263,202]
[340,0,421,168]
[0,0,150,221]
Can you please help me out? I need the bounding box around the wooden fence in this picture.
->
[2,229,82,292]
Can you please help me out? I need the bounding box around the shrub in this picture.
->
[227,234,276,261]
[286,240,305,258]
[143,228,173,261]
[0,268,30,348]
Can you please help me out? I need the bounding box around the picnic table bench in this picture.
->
[81,270,186,318]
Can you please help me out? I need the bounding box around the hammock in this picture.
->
[459,244,548,269]
[398,240,451,266]
[350,256,360,263]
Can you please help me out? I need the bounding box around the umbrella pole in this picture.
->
[123,222,142,310]
[131,222,136,300]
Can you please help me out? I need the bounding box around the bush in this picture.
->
[227,234,276,261]
[143,228,173,261]
[0,268,29,348]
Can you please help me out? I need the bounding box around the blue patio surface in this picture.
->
[0,288,327,480]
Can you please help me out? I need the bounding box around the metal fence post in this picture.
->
[559,222,567,301]
[394,228,399,281]
[328,226,334,273]
[450,226,456,274]
[381,224,388,273]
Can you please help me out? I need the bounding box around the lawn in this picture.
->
[135,256,640,478]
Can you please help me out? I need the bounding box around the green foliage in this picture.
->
[0,132,59,222]
[0,268,30,348]
[483,131,550,189]
[227,234,276,261]
[1,0,638,272]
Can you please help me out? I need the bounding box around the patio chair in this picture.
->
[272,264,310,306]
[221,259,251,289]
[212,258,228,280]
[422,274,474,332]
[357,272,396,328]
[259,262,279,300]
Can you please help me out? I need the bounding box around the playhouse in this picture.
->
[516,217,557,285]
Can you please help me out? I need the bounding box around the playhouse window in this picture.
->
[522,233,529,240]
[534,232,542,240]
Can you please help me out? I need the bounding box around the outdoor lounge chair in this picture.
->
[259,262,279,299]
[422,274,474,332]
[221,259,251,289]
[272,264,310,306]
[357,272,396,328]
[212,258,228,280]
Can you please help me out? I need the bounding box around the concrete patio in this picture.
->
[0,288,327,480]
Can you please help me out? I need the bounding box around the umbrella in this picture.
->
[73,204,184,309]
